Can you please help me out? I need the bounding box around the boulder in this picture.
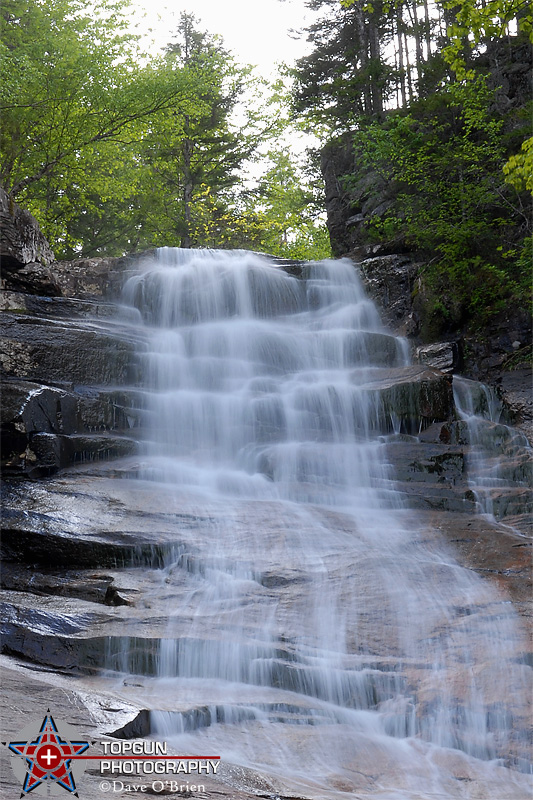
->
[0,313,141,386]
[0,187,55,269]
[355,365,454,433]
[416,341,459,373]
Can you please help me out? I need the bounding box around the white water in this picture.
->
[454,376,532,525]
[114,249,531,798]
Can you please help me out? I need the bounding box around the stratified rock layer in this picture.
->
[1,234,532,799]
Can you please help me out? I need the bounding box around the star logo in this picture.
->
[5,710,90,797]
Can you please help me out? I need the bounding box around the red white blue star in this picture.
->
[8,710,89,796]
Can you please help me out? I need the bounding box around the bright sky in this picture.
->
[132,0,313,77]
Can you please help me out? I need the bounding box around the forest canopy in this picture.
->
[0,0,329,259]
[1,0,531,322]
[291,0,532,328]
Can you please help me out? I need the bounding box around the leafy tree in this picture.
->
[181,150,331,261]
[442,0,532,77]
[440,0,533,194]
[142,13,255,248]
[249,148,331,259]
[0,0,207,253]
[348,76,530,327]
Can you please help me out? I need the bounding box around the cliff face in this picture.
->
[1,198,531,798]
[319,38,532,440]
[321,35,533,265]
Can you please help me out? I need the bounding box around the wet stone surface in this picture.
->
[1,249,532,799]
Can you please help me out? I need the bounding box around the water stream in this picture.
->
[454,376,532,525]
[109,249,530,798]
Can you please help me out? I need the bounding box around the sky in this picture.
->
[131,0,313,77]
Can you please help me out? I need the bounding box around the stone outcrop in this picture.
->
[498,366,533,444]
[1,313,141,385]
[0,188,61,295]
[416,342,460,373]
[1,207,532,797]
[358,254,421,335]
[0,187,55,269]
[52,254,154,299]
[1,380,140,476]
[0,192,148,475]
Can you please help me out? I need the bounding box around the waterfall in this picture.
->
[111,249,531,798]
[454,376,532,524]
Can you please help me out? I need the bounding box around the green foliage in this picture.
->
[439,0,533,195]
[441,0,533,79]
[0,0,206,253]
[348,76,531,327]
[1,0,323,259]
[250,149,331,259]
[183,150,332,261]
[147,13,256,248]
[503,136,533,192]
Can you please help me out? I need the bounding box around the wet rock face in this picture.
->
[0,188,56,270]
[416,342,460,374]
[499,367,533,445]
[1,229,532,797]
[1,471,531,786]
[1,380,143,476]
[355,365,454,433]
[0,312,142,477]
[358,255,420,336]
[1,313,140,385]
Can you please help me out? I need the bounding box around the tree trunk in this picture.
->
[404,30,414,102]
[369,15,384,117]
[423,0,431,58]
[181,118,193,249]
[397,7,407,107]
[411,0,424,81]
[354,1,372,114]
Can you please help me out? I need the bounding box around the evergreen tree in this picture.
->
[150,13,252,248]
[292,0,394,128]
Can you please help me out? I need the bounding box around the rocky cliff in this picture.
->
[319,35,533,443]
[1,192,531,799]
[2,192,530,568]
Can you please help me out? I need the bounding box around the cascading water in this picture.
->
[110,249,531,799]
[454,376,532,525]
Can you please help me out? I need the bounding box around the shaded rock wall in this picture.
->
[0,188,55,269]
[319,46,532,440]
[0,195,150,477]
[1,211,531,780]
